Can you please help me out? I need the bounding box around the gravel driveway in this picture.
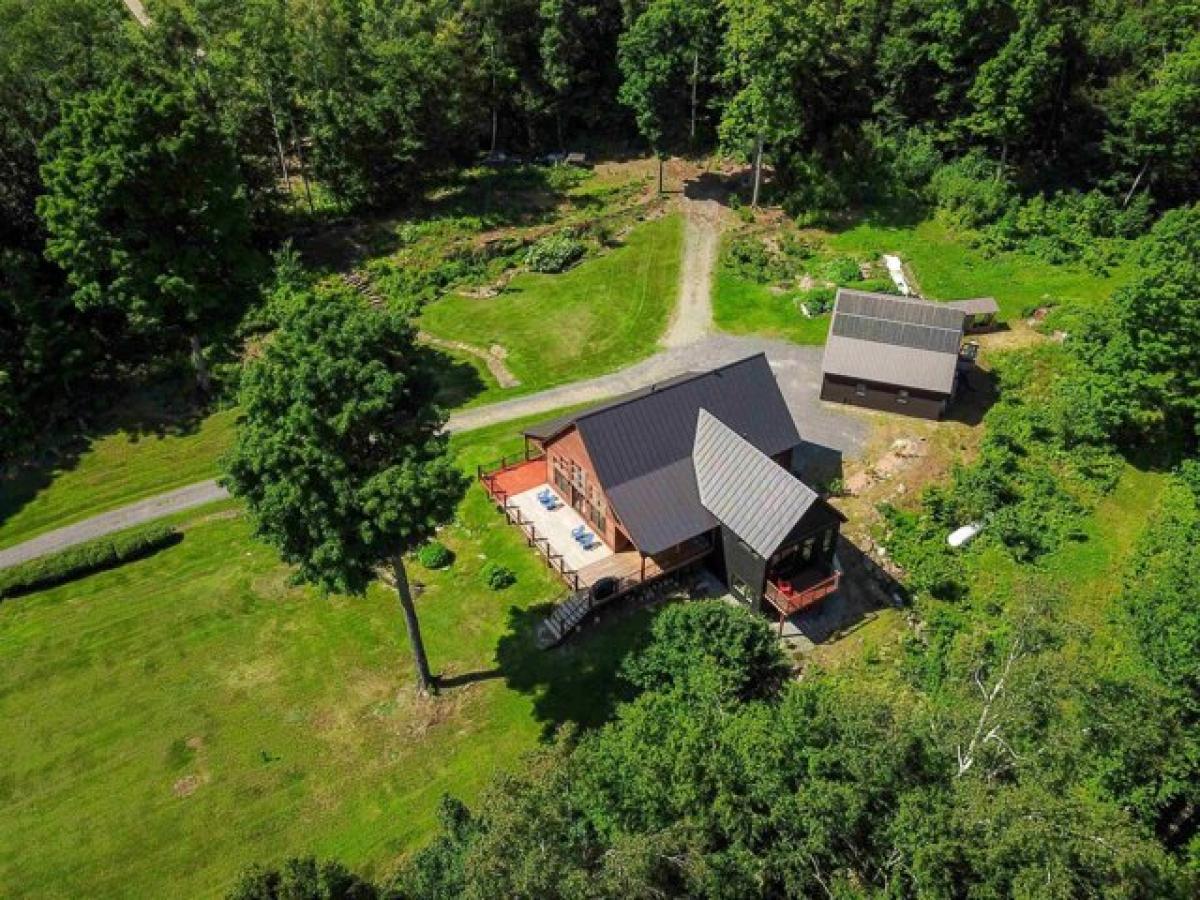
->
[1,337,864,570]
[447,334,867,460]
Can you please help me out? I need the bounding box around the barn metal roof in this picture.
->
[822,289,966,394]
[693,410,819,558]
[524,354,803,556]
[945,296,1000,316]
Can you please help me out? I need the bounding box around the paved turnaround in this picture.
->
[0,335,865,570]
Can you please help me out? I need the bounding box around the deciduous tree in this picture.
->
[221,286,466,694]
[37,76,256,394]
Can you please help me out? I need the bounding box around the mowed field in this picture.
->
[712,213,1133,343]
[0,416,649,898]
[828,217,1134,319]
[421,213,683,399]
[0,408,237,550]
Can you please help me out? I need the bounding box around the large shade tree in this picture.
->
[618,0,718,189]
[221,286,465,694]
[37,74,256,394]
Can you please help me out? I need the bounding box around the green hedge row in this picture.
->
[0,522,181,600]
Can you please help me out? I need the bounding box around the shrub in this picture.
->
[820,255,862,285]
[855,277,901,295]
[228,856,378,900]
[481,562,516,590]
[621,600,790,701]
[0,522,180,600]
[417,540,453,570]
[725,235,783,282]
[797,286,836,315]
[526,233,585,273]
[930,151,1014,229]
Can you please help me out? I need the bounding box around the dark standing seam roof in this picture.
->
[822,289,967,394]
[525,354,802,555]
[945,297,1000,316]
[693,410,819,558]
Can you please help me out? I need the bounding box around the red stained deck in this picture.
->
[764,569,841,633]
[484,457,547,500]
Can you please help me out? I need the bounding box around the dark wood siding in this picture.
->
[717,525,769,613]
[820,373,948,420]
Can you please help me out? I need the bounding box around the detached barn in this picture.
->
[820,288,970,419]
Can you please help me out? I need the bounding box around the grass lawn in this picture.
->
[0,411,652,898]
[712,213,1132,344]
[713,269,831,345]
[420,213,683,401]
[0,407,238,551]
[829,217,1133,320]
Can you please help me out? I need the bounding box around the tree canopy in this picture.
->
[221,284,466,691]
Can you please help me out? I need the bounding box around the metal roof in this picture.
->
[693,410,819,558]
[522,372,702,441]
[822,289,966,395]
[606,458,716,554]
[526,355,803,556]
[945,296,1000,316]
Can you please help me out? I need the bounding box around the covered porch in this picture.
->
[577,535,713,589]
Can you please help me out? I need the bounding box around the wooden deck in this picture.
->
[485,457,546,499]
[577,536,712,588]
[764,569,841,633]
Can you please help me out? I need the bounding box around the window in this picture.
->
[897,389,909,405]
[590,507,606,534]
[855,382,867,397]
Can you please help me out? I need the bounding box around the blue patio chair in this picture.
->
[537,488,553,502]
[579,534,599,551]
[538,493,558,509]
[571,524,588,538]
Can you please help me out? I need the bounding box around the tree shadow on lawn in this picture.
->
[493,602,659,740]
[425,349,488,409]
[0,375,211,534]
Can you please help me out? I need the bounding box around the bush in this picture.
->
[724,235,782,282]
[481,562,516,590]
[417,540,453,570]
[979,189,1148,270]
[621,600,790,701]
[526,233,585,273]
[930,151,1015,229]
[797,286,836,315]
[0,522,180,600]
[820,255,862,285]
[228,856,378,900]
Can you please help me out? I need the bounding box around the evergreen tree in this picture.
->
[221,286,466,694]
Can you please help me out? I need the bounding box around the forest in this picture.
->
[1,0,1198,897]
[3,0,1199,458]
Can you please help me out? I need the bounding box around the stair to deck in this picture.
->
[536,588,593,648]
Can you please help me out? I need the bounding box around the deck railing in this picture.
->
[763,571,841,634]
[482,477,581,593]
[536,535,714,648]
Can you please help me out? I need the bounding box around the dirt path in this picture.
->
[417,332,521,388]
[661,193,722,348]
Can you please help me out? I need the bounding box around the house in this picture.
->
[482,354,845,631]
[820,288,975,419]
